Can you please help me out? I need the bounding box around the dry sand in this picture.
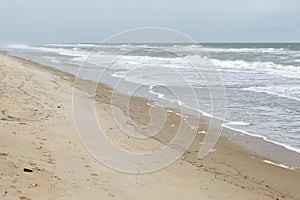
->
[0,52,300,200]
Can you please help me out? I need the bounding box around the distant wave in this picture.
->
[211,58,300,78]
[201,47,287,54]
[44,43,97,48]
[5,44,300,79]
[4,44,89,58]
[179,44,300,55]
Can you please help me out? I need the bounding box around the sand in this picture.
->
[0,52,299,200]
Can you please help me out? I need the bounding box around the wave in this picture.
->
[179,45,300,56]
[182,55,300,78]
[42,56,61,64]
[3,44,89,58]
[243,86,300,101]
[6,43,300,57]
[5,44,300,79]
[44,43,97,48]
[211,58,300,78]
[202,47,287,54]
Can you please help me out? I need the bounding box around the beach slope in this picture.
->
[0,52,299,200]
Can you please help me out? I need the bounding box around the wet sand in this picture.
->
[0,52,300,200]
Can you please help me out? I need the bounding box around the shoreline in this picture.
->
[4,47,300,158]
[1,51,300,199]
[222,123,300,155]
[3,50,300,170]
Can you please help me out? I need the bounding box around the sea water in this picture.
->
[2,43,300,155]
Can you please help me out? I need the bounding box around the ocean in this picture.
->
[2,43,300,155]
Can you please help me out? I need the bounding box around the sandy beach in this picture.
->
[0,52,300,200]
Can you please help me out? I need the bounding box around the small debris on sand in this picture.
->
[28,183,38,188]
[23,168,33,173]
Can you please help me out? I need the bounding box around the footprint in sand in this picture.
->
[47,160,56,165]
[12,179,18,184]
[84,165,93,172]
[19,196,31,200]
[91,173,98,177]
[108,193,115,198]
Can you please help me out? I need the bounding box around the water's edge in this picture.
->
[2,50,299,170]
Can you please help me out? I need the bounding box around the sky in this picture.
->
[0,0,300,43]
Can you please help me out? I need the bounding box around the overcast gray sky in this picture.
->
[1,0,300,43]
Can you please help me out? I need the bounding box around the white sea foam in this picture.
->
[211,58,300,78]
[201,47,287,54]
[111,71,126,78]
[198,131,206,134]
[263,160,295,170]
[149,85,166,99]
[222,121,250,126]
[182,45,300,56]
[43,56,61,64]
[182,55,300,78]
[112,55,188,70]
